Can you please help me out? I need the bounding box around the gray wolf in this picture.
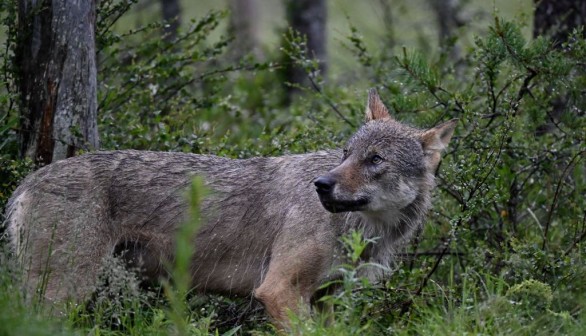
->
[4,89,456,327]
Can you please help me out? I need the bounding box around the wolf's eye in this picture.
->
[371,155,384,165]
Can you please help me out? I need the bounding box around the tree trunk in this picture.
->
[378,0,396,50]
[227,0,260,60]
[160,0,181,42]
[284,0,327,99]
[429,0,464,60]
[17,0,99,165]
[533,0,586,45]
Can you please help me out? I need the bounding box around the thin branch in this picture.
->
[397,250,464,258]
[511,70,537,115]
[307,75,355,128]
[542,149,586,250]
[438,183,465,205]
[562,211,586,258]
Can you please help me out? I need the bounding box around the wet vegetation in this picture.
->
[1,0,585,334]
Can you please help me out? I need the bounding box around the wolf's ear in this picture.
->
[365,88,391,121]
[420,119,458,171]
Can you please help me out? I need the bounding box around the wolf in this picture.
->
[4,89,456,327]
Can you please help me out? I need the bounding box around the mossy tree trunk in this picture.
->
[17,0,99,165]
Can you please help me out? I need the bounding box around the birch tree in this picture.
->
[228,0,260,60]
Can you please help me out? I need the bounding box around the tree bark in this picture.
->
[17,0,99,165]
[284,0,327,98]
[429,0,464,60]
[378,0,396,50]
[227,0,260,60]
[533,0,586,45]
[160,0,181,42]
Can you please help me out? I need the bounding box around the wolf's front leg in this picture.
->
[253,242,332,329]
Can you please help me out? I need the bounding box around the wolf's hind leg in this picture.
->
[22,228,114,306]
[44,248,111,305]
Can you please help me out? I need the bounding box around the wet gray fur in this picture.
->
[4,90,456,324]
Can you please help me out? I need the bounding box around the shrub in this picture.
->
[0,0,585,333]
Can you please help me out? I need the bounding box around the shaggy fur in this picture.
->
[4,89,456,326]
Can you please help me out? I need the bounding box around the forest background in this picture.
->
[0,0,585,335]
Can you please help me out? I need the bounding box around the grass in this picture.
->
[3,0,584,335]
[2,226,581,335]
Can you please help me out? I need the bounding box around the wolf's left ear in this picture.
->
[365,88,392,121]
[420,119,458,171]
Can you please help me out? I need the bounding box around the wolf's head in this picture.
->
[314,88,457,214]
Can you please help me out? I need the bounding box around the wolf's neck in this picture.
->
[344,193,431,275]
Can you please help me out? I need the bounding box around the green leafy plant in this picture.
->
[1,0,585,333]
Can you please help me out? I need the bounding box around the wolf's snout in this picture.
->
[314,176,336,194]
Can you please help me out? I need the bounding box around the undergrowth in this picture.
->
[0,1,584,335]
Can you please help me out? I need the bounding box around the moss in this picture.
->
[506,279,553,314]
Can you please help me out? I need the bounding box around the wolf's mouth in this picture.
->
[317,196,369,213]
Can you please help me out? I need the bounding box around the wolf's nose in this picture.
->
[314,176,336,194]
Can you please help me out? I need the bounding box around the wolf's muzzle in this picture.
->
[318,197,369,213]
[314,176,336,195]
[314,175,369,213]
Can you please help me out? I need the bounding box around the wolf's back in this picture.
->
[3,149,341,301]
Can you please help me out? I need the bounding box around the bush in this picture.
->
[0,0,585,334]
[340,17,586,334]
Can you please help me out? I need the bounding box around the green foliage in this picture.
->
[97,8,231,152]
[0,157,33,224]
[334,14,585,335]
[403,271,578,335]
[0,0,19,156]
[506,279,553,314]
[0,0,32,223]
[95,6,347,160]
[0,0,585,333]
[288,231,388,335]
[342,16,586,335]
[163,176,208,335]
[341,230,372,265]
